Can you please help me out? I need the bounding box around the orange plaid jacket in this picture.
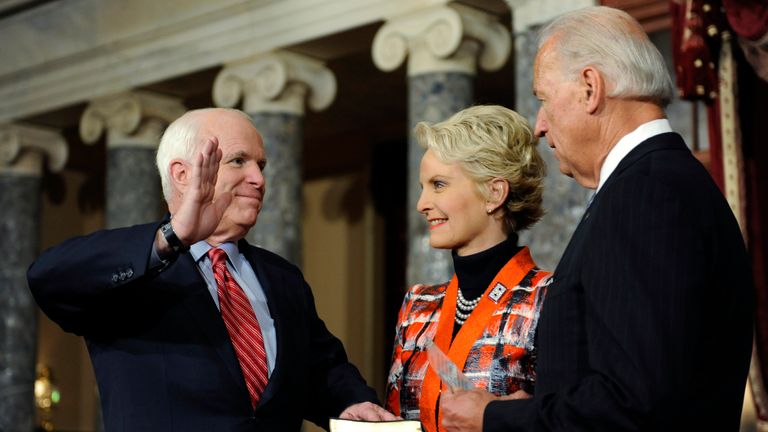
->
[385,248,550,430]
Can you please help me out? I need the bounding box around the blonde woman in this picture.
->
[385,105,552,432]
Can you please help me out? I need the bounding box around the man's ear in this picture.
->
[581,66,604,114]
[486,178,510,213]
[169,159,189,194]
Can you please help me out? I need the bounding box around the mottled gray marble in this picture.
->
[513,28,591,272]
[246,112,303,265]
[0,174,40,432]
[407,72,474,286]
[106,146,163,229]
[513,28,541,129]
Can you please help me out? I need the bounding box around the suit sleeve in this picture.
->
[484,173,746,431]
[27,223,161,335]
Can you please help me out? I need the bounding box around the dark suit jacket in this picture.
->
[27,222,379,431]
[485,133,754,431]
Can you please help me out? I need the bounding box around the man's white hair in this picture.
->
[539,6,675,107]
[156,108,254,202]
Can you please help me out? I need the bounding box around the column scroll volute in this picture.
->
[372,4,511,76]
[0,123,68,175]
[79,91,186,145]
[454,4,511,71]
[79,93,141,145]
[213,51,337,115]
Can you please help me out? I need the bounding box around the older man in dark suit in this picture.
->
[28,107,395,431]
[441,6,754,431]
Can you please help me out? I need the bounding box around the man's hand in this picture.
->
[168,137,232,246]
[499,389,532,401]
[339,402,399,422]
[441,388,532,432]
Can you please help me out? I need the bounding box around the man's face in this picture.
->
[533,40,595,187]
[203,111,267,240]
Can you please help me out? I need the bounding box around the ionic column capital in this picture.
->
[79,91,186,147]
[0,123,67,176]
[372,4,511,76]
[213,51,337,116]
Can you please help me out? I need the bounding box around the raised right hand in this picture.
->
[169,137,232,246]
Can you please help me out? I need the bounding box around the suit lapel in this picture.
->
[163,252,249,398]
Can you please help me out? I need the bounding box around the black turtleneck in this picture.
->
[452,233,521,337]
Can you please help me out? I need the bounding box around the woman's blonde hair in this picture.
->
[415,105,545,233]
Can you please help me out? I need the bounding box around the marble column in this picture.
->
[372,4,511,286]
[0,124,66,432]
[505,0,595,271]
[214,51,337,265]
[80,91,186,228]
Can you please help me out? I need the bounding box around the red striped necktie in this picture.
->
[208,247,269,409]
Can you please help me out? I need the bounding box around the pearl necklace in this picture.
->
[455,289,481,325]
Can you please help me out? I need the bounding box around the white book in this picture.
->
[329,418,422,432]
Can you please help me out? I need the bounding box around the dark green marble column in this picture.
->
[372,4,511,287]
[214,52,337,266]
[406,72,474,286]
[106,144,163,229]
[0,129,65,432]
[80,92,186,229]
[246,112,303,264]
[512,25,591,271]
[0,172,40,432]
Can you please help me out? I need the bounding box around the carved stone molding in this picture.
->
[0,123,67,176]
[372,3,511,76]
[79,91,186,147]
[213,51,337,116]
[505,0,597,33]
[0,0,446,123]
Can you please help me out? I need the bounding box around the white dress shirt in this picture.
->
[190,241,277,375]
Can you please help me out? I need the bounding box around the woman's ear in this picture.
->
[486,178,509,213]
[581,66,604,114]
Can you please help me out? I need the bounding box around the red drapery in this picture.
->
[670,0,768,425]
[671,0,768,427]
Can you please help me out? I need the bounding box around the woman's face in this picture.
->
[416,149,506,256]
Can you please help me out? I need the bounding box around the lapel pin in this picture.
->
[488,282,507,303]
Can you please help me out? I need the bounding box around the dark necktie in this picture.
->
[208,247,269,408]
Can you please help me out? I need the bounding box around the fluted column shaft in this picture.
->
[0,125,66,432]
[80,91,186,228]
[373,4,511,286]
[214,51,337,264]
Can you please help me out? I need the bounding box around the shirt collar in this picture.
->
[596,119,673,193]
[190,240,240,266]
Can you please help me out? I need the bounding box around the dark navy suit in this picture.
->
[28,222,378,431]
[485,133,754,431]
